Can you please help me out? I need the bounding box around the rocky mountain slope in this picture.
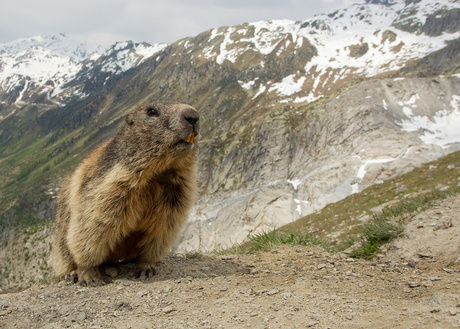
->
[0,0,459,290]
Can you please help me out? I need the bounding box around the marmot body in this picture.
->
[52,102,200,285]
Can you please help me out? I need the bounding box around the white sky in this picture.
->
[0,0,358,46]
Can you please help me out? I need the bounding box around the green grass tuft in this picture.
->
[349,186,460,259]
[227,230,326,254]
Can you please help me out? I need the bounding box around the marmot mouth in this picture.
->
[184,131,196,143]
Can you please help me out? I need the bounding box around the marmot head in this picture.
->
[121,102,200,162]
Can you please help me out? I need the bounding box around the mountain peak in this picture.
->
[0,33,104,62]
[365,0,400,6]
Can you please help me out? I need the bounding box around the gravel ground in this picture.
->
[1,194,459,329]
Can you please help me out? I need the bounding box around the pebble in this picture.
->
[317,264,326,270]
[448,309,458,316]
[162,306,176,314]
[250,269,259,275]
[266,289,279,296]
[417,251,433,258]
[408,282,421,288]
[162,285,173,293]
[137,289,151,297]
[306,321,319,327]
[422,281,433,287]
[104,267,119,278]
[76,312,86,321]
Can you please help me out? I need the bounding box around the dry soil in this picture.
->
[1,194,459,329]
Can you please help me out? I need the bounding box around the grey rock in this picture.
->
[76,312,86,321]
[266,289,279,296]
[162,306,176,314]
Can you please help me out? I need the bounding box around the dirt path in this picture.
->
[1,195,459,329]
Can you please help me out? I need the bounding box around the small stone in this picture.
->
[405,231,414,239]
[220,286,228,292]
[282,292,292,298]
[162,306,176,314]
[317,264,326,270]
[115,279,137,286]
[408,282,421,288]
[137,289,150,297]
[430,277,441,281]
[422,281,433,287]
[104,267,119,278]
[417,251,433,258]
[162,285,173,293]
[430,308,441,313]
[250,269,259,275]
[76,312,86,321]
[306,321,319,327]
[267,289,279,296]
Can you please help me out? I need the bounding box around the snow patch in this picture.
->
[287,179,302,190]
[269,75,306,96]
[397,95,460,148]
[352,157,395,194]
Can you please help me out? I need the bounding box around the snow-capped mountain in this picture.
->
[0,34,102,104]
[0,0,459,256]
[0,34,167,106]
[198,0,459,103]
[0,0,458,108]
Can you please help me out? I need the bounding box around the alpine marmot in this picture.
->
[52,102,200,286]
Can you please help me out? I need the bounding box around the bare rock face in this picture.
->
[176,77,460,251]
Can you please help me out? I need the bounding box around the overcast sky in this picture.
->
[0,0,358,47]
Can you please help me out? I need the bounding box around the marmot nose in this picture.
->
[183,109,200,126]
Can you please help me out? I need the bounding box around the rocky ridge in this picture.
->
[179,76,460,251]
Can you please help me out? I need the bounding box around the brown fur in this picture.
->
[52,102,200,285]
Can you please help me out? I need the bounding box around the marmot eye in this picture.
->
[146,108,159,117]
